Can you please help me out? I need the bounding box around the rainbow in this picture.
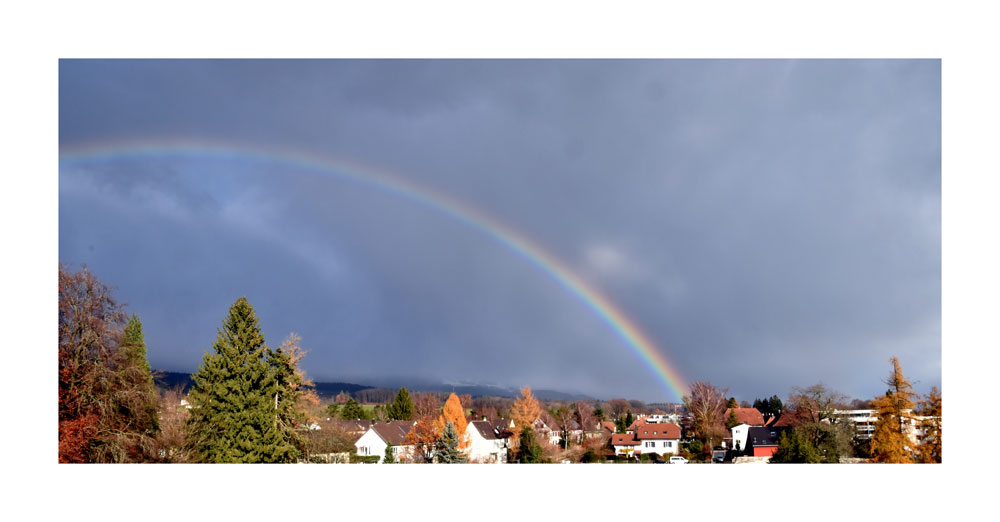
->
[59,139,690,401]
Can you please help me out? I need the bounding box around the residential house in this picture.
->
[612,423,682,457]
[645,413,683,425]
[534,417,560,446]
[558,419,585,445]
[725,409,764,449]
[466,419,513,463]
[354,420,417,463]
[744,426,789,458]
[731,423,752,453]
[633,423,681,456]
[581,420,605,440]
[611,432,641,457]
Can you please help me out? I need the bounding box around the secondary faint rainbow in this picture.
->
[59,138,690,401]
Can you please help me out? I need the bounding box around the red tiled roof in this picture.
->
[634,423,681,440]
[725,408,765,426]
[611,433,640,446]
[770,412,803,428]
[601,421,616,433]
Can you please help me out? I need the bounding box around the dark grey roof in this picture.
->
[493,419,514,438]
[746,426,788,447]
[471,420,499,440]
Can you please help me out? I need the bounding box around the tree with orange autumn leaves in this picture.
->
[276,333,320,421]
[59,264,160,463]
[509,387,542,444]
[870,356,918,463]
[404,393,443,462]
[915,386,942,463]
[437,393,470,451]
[403,392,470,462]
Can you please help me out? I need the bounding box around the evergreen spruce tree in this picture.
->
[515,426,543,463]
[624,410,634,429]
[267,340,308,457]
[726,409,740,430]
[387,387,415,421]
[122,314,153,383]
[383,442,396,464]
[340,398,364,420]
[770,429,822,463]
[769,395,783,416]
[435,421,467,463]
[186,297,301,463]
[119,313,160,435]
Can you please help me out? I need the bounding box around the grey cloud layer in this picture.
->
[59,60,940,402]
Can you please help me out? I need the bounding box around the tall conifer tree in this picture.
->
[915,386,942,463]
[268,340,308,456]
[186,297,300,463]
[387,387,415,421]
[382,442,396,464]
[870,356,918,463]
[435,421,467,463]
[122,314,153,381]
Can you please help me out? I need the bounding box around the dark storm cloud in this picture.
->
[59,60,940,402]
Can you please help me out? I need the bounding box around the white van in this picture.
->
[669,456,688,464]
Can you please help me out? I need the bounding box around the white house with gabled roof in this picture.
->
[354,420,417,463]
[466,419,513,463]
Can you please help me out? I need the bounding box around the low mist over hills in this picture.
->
[154,371,594,401]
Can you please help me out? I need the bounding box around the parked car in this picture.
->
[669,456,688,464]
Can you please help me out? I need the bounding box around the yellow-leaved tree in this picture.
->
[915,386,942,463]
[437,393,470,450]
[279,333,320,420]
[509,387,542,443]
[870,356,918,463]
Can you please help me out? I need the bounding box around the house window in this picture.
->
[666,441,672,448]
[645,442,654,447]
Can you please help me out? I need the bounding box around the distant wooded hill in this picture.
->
[154,371,372,397]
[153,371,594,401]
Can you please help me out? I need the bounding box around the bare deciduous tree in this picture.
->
[574,401,596,431]
[151,387,193,462]
[608,399,630,420]
[786,383,848,425]
[413,393,442,418]
[683,382,729,453]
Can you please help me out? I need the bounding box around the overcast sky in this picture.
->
[58,59,940,402]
